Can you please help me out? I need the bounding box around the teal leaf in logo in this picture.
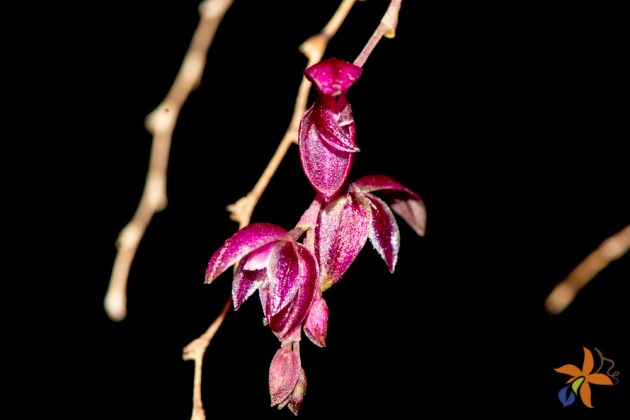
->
[558,385,576,407]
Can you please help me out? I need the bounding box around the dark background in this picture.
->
[48,1,628,418]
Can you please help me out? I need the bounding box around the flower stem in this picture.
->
[354,0,402,68]
[182,298,232,420]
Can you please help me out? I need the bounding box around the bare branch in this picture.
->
[545,224,630,314]
[104,0,234,321]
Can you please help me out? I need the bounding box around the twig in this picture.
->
[183,2,359,419]
[545,224,630,314]
[353,0,402,67]
[104,0,234,321]
[182,298,232,420]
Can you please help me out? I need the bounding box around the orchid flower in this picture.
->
[205,222,318,343]
[315,174,426,291]
[269,342,307,414]
[299,58,362,201]
[205,51,427,414]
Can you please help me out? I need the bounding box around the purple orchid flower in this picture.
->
[299,58,362,201]
[315,174,427,291]
[204,44,427,413]
[269,342,307,415]
[205,223,318,342]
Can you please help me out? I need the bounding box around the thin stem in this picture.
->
[354,0,402,67]
[185,2,358,420]
[545,224,630,314]
[182,298,232,420]
[104,0,234,322]
[322,0,356,38]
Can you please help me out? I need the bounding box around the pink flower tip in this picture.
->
[304,57,362,96]
[304,294,329,347]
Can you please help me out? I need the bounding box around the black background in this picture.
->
[45,1,628,418]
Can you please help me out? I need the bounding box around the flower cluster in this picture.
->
[205,58,425,414]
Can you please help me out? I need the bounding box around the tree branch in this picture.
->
[545,224,630,314]
[104,0,234,321]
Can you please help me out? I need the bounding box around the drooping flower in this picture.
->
[269,342,307,415]
[315,174,426,291]
[299,58,363,201]
[303,292,328,347]
[554,347,614,408]
[205,223,318,342]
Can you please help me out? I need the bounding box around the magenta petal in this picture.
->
[205,223,287,283]
[232,259,266,311]
[269,346,301,407]
[268,244,318,342]
[390,197,427,237]
[352,175,427,236]
[352,174,421,198]
[259,280,271,324]
[299,58,362,200]
[304,58,362,96]
[299,104,354,200]
[243,241,276,271]
[268,241,300,316]
[304,294,328,347]
[362,193,400,272]
[316,193,370,290]
[316,101,360,153]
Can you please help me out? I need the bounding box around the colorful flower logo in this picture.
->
[554,347,619,408]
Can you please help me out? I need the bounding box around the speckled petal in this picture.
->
[232,258,267,311]
[268,241,300,316]
[299,58,363,200]
[268,244,318,342]
[243,241,276,271]
[259,280,271,323]
[315,193,370,290]
[353,175,426,236]
[288,368,307,415]
[304,58,362,96]
[205,223,287,283]
[316,99,360,153]
[269,346,301,407]
[299,104,354,200]
[352,174,420,197]
[363,193,400,272]
[304,293,328,347]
